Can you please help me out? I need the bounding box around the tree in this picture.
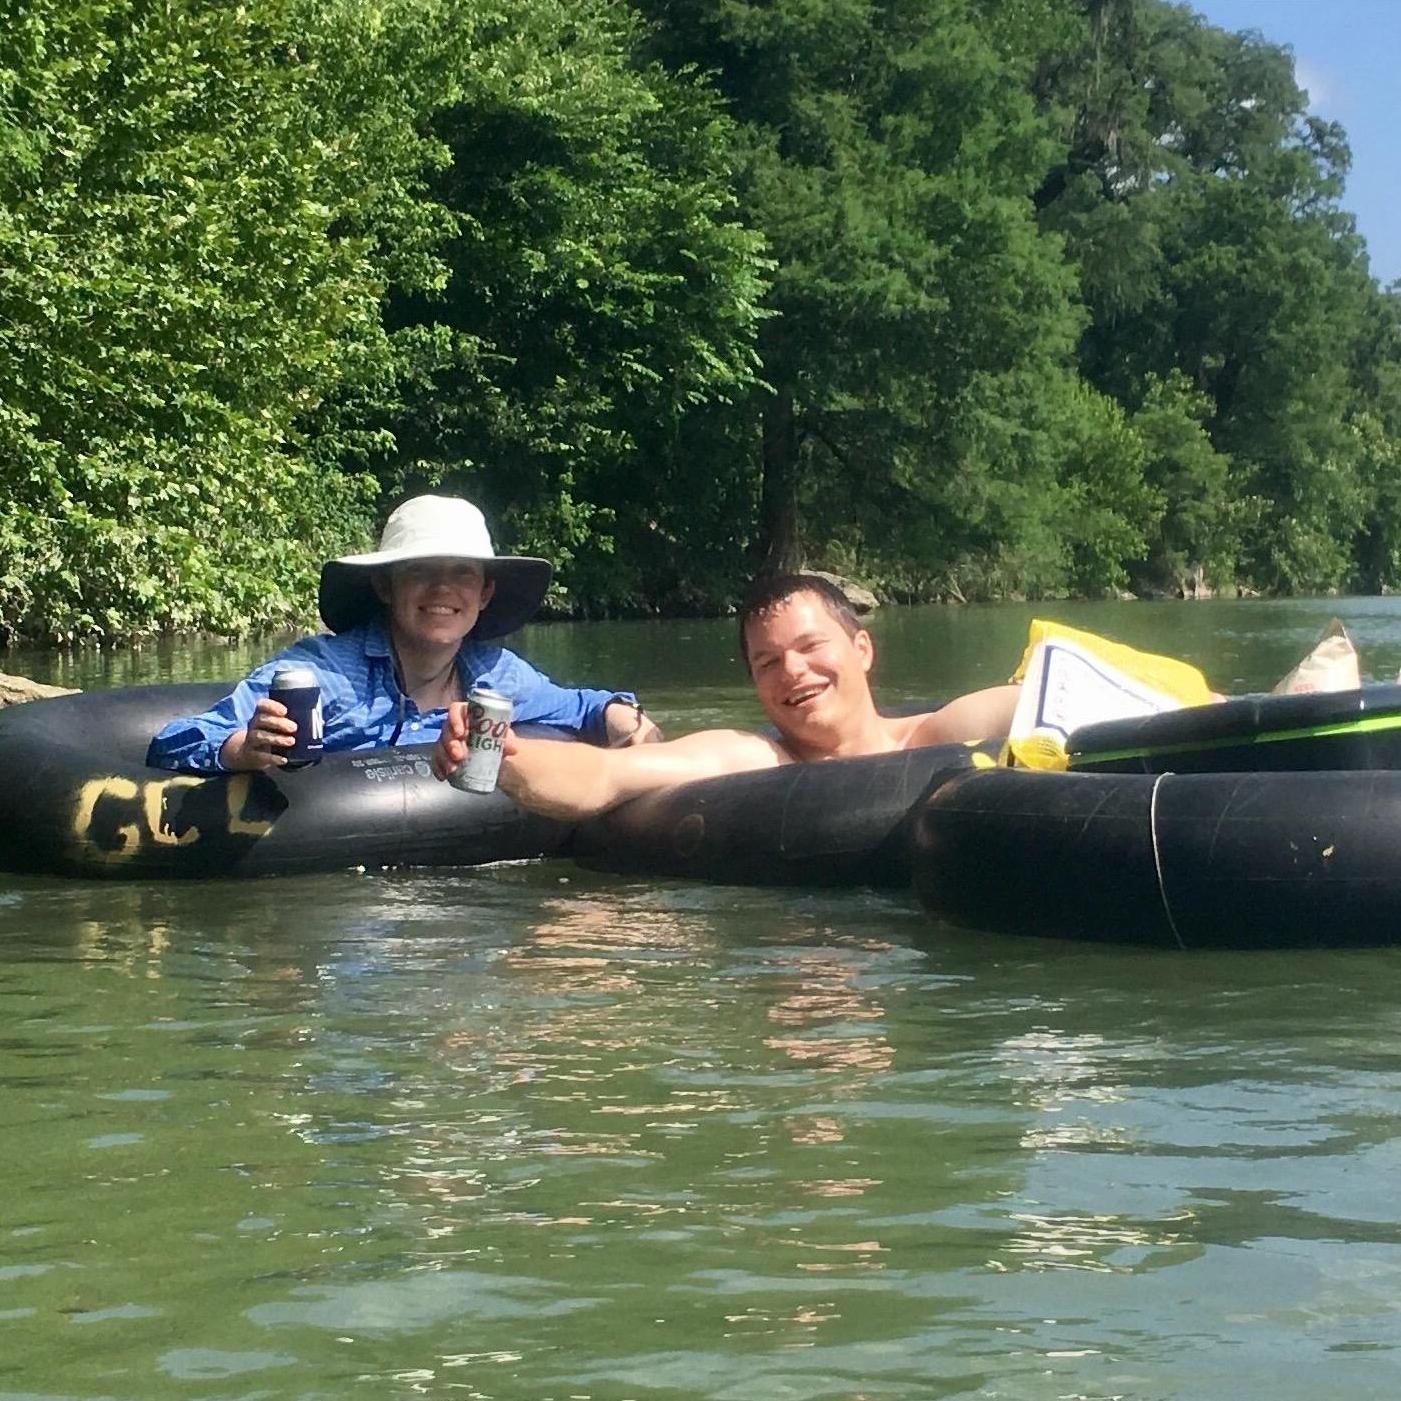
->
[633,0,1133,595]
[0,0,407,640]
[366,0,767,613]
[1034,0,1387,595]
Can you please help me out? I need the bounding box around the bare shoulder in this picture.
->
[901,684,1021,748]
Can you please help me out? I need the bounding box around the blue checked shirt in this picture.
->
[146,620,635,773]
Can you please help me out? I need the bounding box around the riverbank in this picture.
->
[0,672,77,707]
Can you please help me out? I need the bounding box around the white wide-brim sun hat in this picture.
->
[318,495,552,639]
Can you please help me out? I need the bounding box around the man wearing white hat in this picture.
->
[148,495,659,772]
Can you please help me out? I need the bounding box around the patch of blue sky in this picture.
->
[1192,0,1401,287]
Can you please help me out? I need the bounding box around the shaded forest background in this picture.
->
[3,0,1400,641]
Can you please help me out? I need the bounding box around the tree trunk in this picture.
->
[757,387,802,576]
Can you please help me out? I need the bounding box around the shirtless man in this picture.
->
[431,573,1020,819]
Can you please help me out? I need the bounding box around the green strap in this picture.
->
[1072,711,1401,769]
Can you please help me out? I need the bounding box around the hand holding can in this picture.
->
[449,688,512,793]
[267,664,324,769]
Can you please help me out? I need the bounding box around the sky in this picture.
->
[1190,0,1401,287]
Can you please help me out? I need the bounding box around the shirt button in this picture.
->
[410,721,420,731]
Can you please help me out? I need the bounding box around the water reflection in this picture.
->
[997,1209,1198,1275]
[6,830,1401,1394]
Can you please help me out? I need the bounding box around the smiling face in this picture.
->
[376,559,495,654]
[743,590,877,755]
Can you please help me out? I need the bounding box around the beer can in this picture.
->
[449,687,513,794]
[268,663,324,768]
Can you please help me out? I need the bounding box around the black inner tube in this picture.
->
[0,684,573,879]
[1069,683,1401,773]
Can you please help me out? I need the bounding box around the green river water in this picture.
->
[4,598,1401,1399]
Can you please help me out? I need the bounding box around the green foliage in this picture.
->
[0,0,391,640]
[1036,0,1395,600]
[370,0,766,611]
[1129,372,1240,591]
[1350,292,1401,591]
[634,0,1105,595]
[3,0,1401,642]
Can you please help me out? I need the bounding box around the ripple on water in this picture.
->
[3,720,1401,1400]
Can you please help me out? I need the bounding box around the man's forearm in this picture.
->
[917,685,1022,745]
[500,737,624,820]
[499,729,785,821]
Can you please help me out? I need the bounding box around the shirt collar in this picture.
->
[363,618,394,660]
[364,617,489,679]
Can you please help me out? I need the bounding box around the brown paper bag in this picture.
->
[1272,618,1360,694]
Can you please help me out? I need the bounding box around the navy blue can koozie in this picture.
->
[267,664,324,768]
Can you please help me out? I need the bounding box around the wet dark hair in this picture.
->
[738,573,862,670]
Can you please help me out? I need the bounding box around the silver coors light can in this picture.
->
[449,687,513,793]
